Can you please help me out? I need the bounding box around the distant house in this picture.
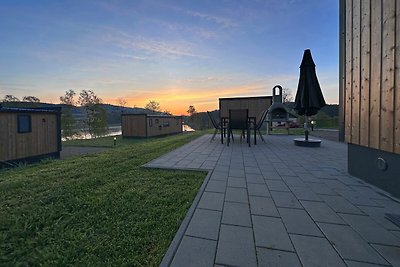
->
[121,114,183,138]
[0,106,61,167]
[339,0,400,197]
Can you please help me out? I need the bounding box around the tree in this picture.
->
[60,89,76,105]
[2,95,19,102]
[60,90,77,140]
[187,105,196,116]
[144,100,161,112]
[78,90,107,138]
[163,110,172,116]
[116,98,127,107]
[22,96,40,102]
[282,88,294,103]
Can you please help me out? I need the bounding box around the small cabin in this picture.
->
[121,114,183,138]
[0,107,62,167]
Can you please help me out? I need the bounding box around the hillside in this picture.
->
[0,102,153,125]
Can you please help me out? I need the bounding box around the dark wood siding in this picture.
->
[219,97,272,123]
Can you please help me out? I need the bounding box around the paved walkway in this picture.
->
[145,134,400,267]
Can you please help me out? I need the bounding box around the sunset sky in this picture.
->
[0,0,338,115]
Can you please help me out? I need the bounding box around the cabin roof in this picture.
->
[0,106,61,114]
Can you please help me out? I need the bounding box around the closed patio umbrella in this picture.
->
[294,49,326,142]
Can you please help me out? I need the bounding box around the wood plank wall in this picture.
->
[219,97,272,123]
[147,117,182,137]
[0,113,58,161]
[122,115,182,137]
[345,0,400,154]
[121,115,147,137]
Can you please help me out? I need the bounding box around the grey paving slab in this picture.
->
[221,202,252,227]
[391,230,400,239]
[319,194,364,214]
[300,200,345,224]
[148,134,400,266]
[216,224,257,267]
[247,183,270,197]
[245,167,262,174]
[227,177,247,188]
[281,176,306,187]
[225,187,248,203]
[271,191,302,209]
[262,171,282,180]
[198,192,225,211]
[246,174,265,184]
[249,196,279,217]
[252,215,294,251]
[279,208,323,237]
[210,171,229,181]
[306,182,338,195]
[256,247,301,267]
[371,244,400,267]
[266,180,291,192]
[290,234,346,267]
[345,260,391,267]
[339,213,400,246]
[337,189,381,207]
[205,180,226,193]
[289,186,322,201]
[229,168,245,178]
[171,236,217,267]
[318,223,389,265]
[323,179,353,191]
[186,209,222,241]
[357,206,400,231]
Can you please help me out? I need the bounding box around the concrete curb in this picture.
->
[159,169,213,267]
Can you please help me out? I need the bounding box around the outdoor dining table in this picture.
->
[220,116,257,145]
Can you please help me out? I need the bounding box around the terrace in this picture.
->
[146,134,400,266]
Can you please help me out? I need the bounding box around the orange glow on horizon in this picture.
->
[104,83,271,115]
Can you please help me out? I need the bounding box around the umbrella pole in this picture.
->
[304,115,309,141]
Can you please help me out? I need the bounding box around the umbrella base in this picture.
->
[294,138,321,147]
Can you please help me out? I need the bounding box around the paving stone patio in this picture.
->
[145,134,400,267]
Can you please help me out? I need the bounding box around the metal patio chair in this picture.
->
[227,109,250,147]
[250,109,268,143]
[207,111,223,141]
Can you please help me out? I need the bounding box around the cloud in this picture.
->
[185,10,237,29]
[106,30,204,58]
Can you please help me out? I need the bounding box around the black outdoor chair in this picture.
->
[250,109,268,143]
[227,109,250,147]
[207,111,223,141]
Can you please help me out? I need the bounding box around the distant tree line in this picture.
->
[2,95,41,102]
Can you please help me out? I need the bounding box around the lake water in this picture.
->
[63,124,195,140]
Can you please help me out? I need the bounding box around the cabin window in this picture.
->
[176,118,179,126]
[155,119,159,124]
[149,119,153,127]
[18,114,31,133]
[163,122,170,127]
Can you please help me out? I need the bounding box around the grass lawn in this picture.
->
[63,135,143,148]
[0,132,207,266]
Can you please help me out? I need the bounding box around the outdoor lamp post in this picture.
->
[114,136,117,147]
[311,120,315,131]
